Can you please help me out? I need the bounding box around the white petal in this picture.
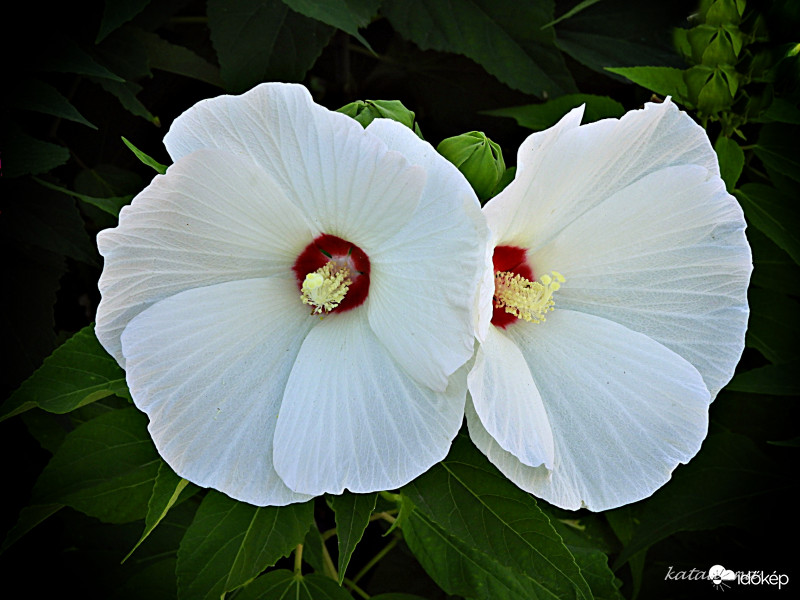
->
[164,82,425,249]
[273,309,467,496]
[469,310,711,512]
[120,278,317,506]
[484,99,721,251]
[531,165,751,397]
[96,148,313,366]
[468,327,554,469]
[365,118,492,389]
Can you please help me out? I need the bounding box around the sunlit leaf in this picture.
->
[403,434,591,600]
[714,136,745,191]
[329,492,377,583]
[122,137,168,174]
[482,94,624,130]
[32,407,160,523]
[177,491,314,600]
[236,569,353,600]
[382,0,575,97]
[208,0,334,93]
[604,66,689,102]
[1,326,127,422]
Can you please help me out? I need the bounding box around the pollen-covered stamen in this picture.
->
[494,270,565,324]
[301,261,352,315]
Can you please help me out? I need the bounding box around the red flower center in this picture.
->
[491,245,533,328]
[292,234,371,314]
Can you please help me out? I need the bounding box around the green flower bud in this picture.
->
[337,99,423,138]
[437,132,506,201]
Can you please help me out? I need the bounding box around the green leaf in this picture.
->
[124,462,193,561]
[482,94,624,130]
[763,97,800,124]
[93,77,160,125]
[48,38,125,81]
[605,507,646,599]
[177,491,314,600]
[116,558,178,600]
[208,0,335,93]
[329,492,377,583]
[382,0,575,98]
[96,0,153,42]
[34,177,133,217]
[32,407,160,523]
[11,79,96,129]
[135,29,224,87]
[714,136,744,190]
[726,361,800,395]
[301,522,328,574]
[605,66,689,103]
[553,1,686,77]
[371,595,431,600]
[749,228,800,296]
[736,184,800,265]
[236,570,353,600]
[1,326,127,422]
[542,0,604,28]
[0,503,63,554]
[614,432,789,568]
[3,125,69,178]
[281,0,380,48]
[754,123,800,183]
[122,136,168,174]
[402,434,592,600]
[746,287,800,364]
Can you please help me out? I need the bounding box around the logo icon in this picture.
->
[709,565,737,590]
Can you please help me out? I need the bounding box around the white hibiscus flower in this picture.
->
[95,83,489,506]
[467,98,752,511]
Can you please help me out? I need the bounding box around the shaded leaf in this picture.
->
[736,184,800,265]
[402,434,591,599]
[301,522,327,574]
[0,503,63,554]
[4,125,69,178]
[96,0,153,42]
[281,0,380,48]
[614,432,788,567]
[726,361,800,395]
[714,136,744,191]
[177,491,314,600]
[236,569,352,600]
[124,462,193,561]
[122,136,168,174]
[136,29,224,87]
[11,79,96,129]
[482,94,624,130]
[208,0,335,93]
[32,407,160,523]
[35,177,133,217]
[382,0,575,97]
[1,326,127,422]
[749,228,800,296]
[330,492,377,583]
[746,287,800,364]
[93,77,160,125]
[48,38,124,80]
[116,557,178,600]
[754,123,800,182]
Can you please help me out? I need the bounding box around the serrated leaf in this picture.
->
[482,93,624,130]
[96,0,153,42]
[726,361,800,395]
[208,0,335,93]
[177,491,314,600]
[614,432,787,568]
[1,326,127,422]
[4,126,69,178]
[736,184,800,265]
[11,79,96,129]
[746,287,800,364]
[329,491,377,583]
[382,0,575,98]
[34,177,132,217]
[48,38,125,80]
[553,0,686,78]
[122,136,168,174]
[236,569,353,600]
[93,77,160,125]
[714,136,744,190]
[0,503,63,554]
[402,434,591,600]
[281,0,380,48]
[32,407,160,523]
[754,123,800,182]
[605,66,689,102]
[135,29,223,87]
[124,462,193,561]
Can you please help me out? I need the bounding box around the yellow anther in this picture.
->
[301,262,351,315]
[494,270,565,324]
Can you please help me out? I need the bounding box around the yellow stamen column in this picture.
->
[301,262,352,315]
[494,270,565,323]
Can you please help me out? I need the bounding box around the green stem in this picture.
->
[321,539,339,581]
[379,491,402,503]
[352,537,399,584]
[343,578,371,600]
[294,544,303,576]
